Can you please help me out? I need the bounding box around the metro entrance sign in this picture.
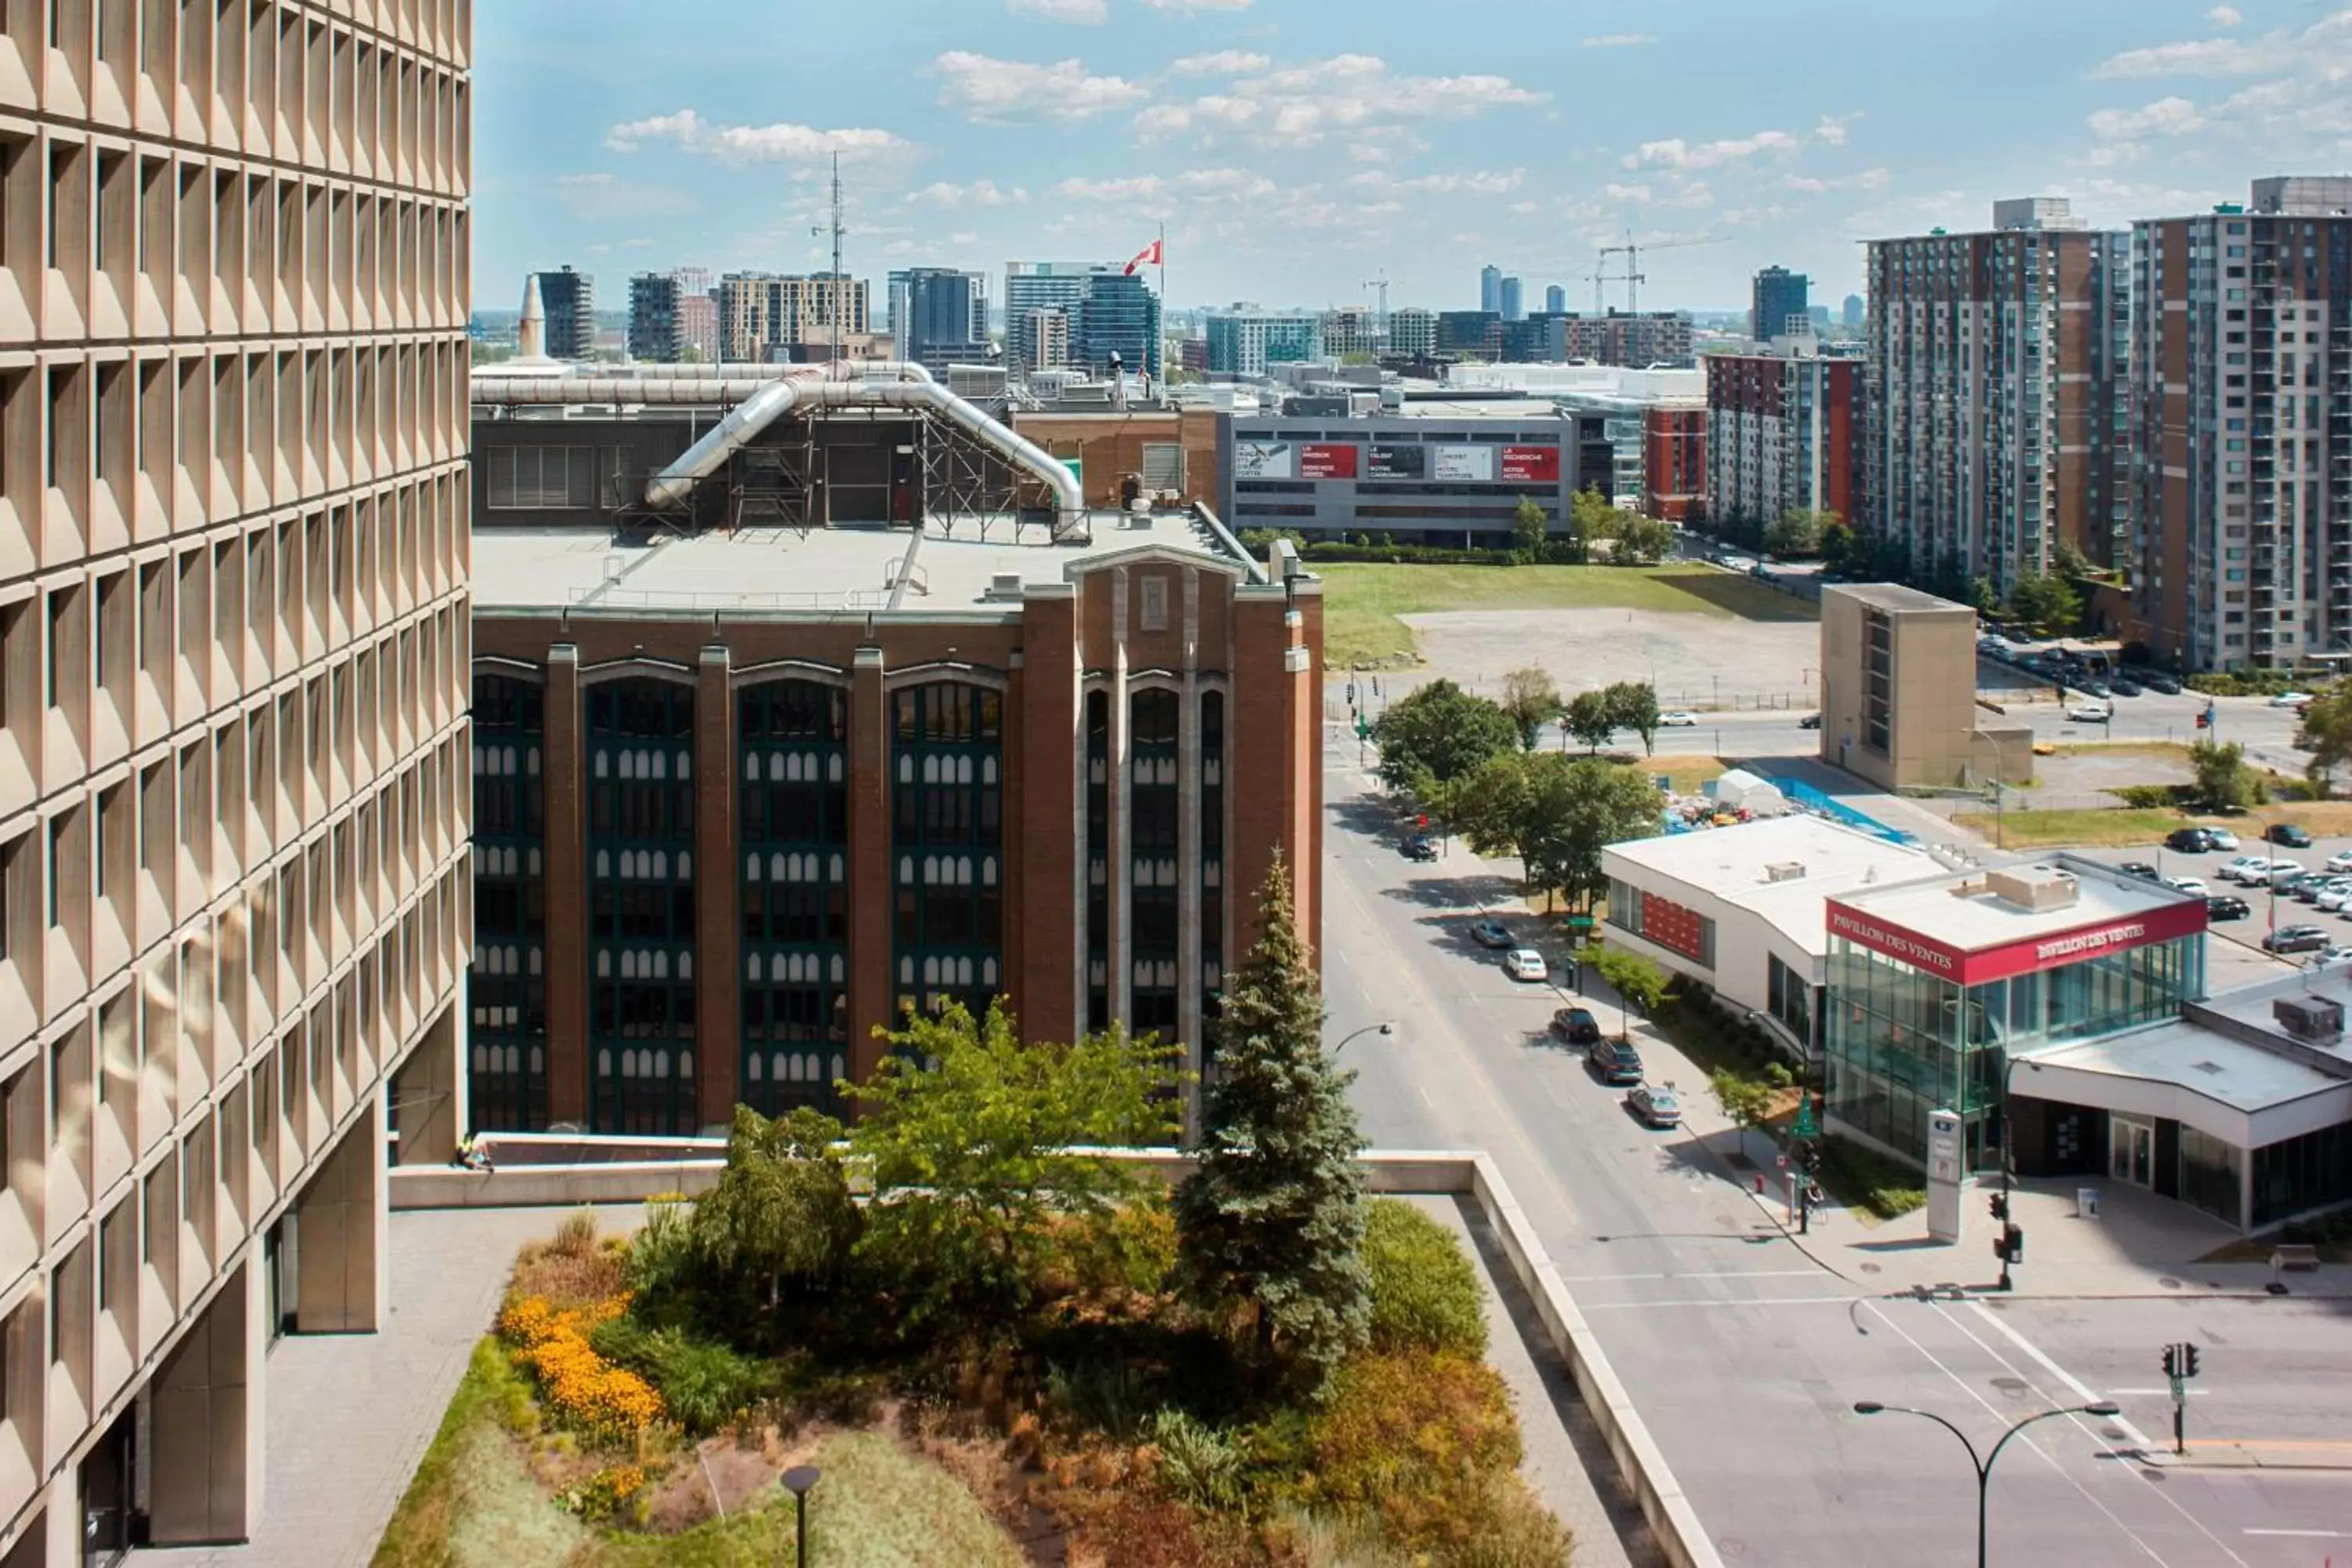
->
[1791,1098,1819,1142]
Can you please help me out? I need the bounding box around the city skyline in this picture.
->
[477,0,2352,310]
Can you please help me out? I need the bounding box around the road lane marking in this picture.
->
[1860,1302,2177,1567]
[1943,1302,2253,1568]
[2245,1529,2347,1538]
[2107,1388,2209,1397]
[1581,1294,1864,1309]
[1558,1269,1825,1283]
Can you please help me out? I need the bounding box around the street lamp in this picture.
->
[1851,1399,2121,1568]
[780,1465,822,1568]
[1978,732,2014,851]
[1331,1021,1396,1057]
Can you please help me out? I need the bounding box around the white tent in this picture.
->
[1710,769,1788,816]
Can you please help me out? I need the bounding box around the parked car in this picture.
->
[2270,691,2315,709]
[2067,701,2112,724]
[1468,919,1514,949]
[1588,1039,1645,1085]
[2288,873,2339,902]
[2326,850,2352,873]
[1502,948,1549,982]
[2108,677,2144,698]
[2265,924,2332,954]
[2078,681,2113,699]
[2207,894,2252,920]
[1798,713,1822,730]
[2221,855,2283,883]
[1549,1007,1602,1045]
[2166,827,2216,854]
[2163,877,2211,898]
[2118,861,2159,880]
[1401,835,1438,862]
[2143,673,2184,695]
[2315,884,2352,913]
[2267,862,2309,890]
[2203,827,2241,851]
[1659,711,1700,728]
[2316,946,2352,964]
[1626,1082,1682,1129]
[2267,823,2315,848]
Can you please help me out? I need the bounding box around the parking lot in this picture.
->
[2067,829,2352,981]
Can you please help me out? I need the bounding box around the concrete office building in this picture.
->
[887,269,990,377]
[1818,586,2031,791]
[463,380,1319,1138]
[626,273,683,364]
[1221,413,1577,546]
[0,4,474,1561]
[1204,311,1322,376]
[1479,264,1503,314]
[1005,263,1108,377]
[536,266,595,361]
[1864,198,2131,589]
[1707,343,1865,529]
[714,273,870,364]
[1436,311,1504,359]
[1751,265,1810,343]
[2127,178,2352,672]
[1387,308,1436,361]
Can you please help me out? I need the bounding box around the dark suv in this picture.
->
[2166,827,2215,854]
[1550,1007,1601,1045]
[1588,1039,1644,1085]
[2266,823,2314,849]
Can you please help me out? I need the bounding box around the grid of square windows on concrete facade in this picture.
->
[0,4,474,1563]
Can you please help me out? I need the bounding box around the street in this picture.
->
[1321,742,2352,1566]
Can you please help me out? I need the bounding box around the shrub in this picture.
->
[1815,1136,1926,1221]
[589,1316,770,1434]
[552,1210,600,1258]
[555,1464,645,1522]
[1445,1473,1576,1567]
[1148,1408,1247,1512]
[2112,784,2181,808]
[1305,1353,1522,1553]
[1361,1200,1486,1358]
[496,1292,666,1439]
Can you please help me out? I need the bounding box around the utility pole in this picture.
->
[811,152,847,365]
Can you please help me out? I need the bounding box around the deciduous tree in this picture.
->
[1605,681,1662,757]
[1613,513,1677,564]
[2297,686,2352,797]
[2188,737,2267,812]
[1763,508,1833,559]
[2005,572,2082,639]
[1563,689,1617,754]
[1512,495,1550,561]
[1498,666,1564,751]
[1368,680,1517,793]
[1176,856,1370,1395]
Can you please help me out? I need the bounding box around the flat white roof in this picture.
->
[1836,858,2197,950]
[1604,817,1944,958]
[2027,1020,2345,1116]
[473,511,1255,615]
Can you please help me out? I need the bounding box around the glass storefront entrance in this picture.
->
[2110,1117,2155,1188]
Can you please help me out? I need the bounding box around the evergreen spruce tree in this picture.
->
[1174,852,1371,1396]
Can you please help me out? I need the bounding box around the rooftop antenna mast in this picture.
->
[811,151,847,365]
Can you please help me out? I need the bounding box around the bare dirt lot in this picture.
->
[1399,605,1821,712]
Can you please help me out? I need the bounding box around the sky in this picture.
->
[474,0,2352,316]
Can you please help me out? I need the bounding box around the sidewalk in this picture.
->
[2147,1439,2352,1472]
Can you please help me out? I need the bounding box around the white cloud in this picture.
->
[1170,49,1269,74]
[2206,5,2243,24]
[1007,0,1106,20]
[931,52,1150,121]
[1141,0,1254,9]
[1623,114,1854,170]
[1138,53,1545,146]
[904,180,1031,208]
[604,109,908,162]
[1779,165,1892,193]
[1581,33,1653,47]
[2087,94,2205,140]
[2091,33,2290,78]
[1603,181,1652,204]
[1345,167,1526,195]
[1659,181,1715,209]
[554,172,615,187]
[1051,167,1278,203]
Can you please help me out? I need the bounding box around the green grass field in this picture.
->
[1316,563,1815,667]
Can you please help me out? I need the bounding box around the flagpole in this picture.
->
[1156,220,1167,380]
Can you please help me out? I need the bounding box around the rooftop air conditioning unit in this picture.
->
[2274,995,2343,1042]
[1987,866,2079,912]
[1763,861,1807,884]
[985,572,1025,602]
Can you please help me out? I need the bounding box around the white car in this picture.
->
[2204,828,2241,852]
[2270,691,2314,708]
[1502,948,1548,982]
[2316,946,2352,965]
[2325,850,2352,873]
[2267,862,2309,890]
[1658,711,1700,728]
[2316,884,2352,913]
[2164,877,2212,898]
[2067,701,2112,724]
[2222,855,2282,883]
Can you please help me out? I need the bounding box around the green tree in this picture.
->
[2051,537,2096,581]
[1175,856,1371,1396]
[1817,521,1864,578]
[1969,576,2003,620]
[1709,1069,1775,1163]
[1604,681,1662,757]
[1763,507,1834,558]
[1554,761,1668,911]
[1563,688,1617,753]
[1511,495,1549,561]
[849,1001,1181,1327]
[1368,680,1517,793]
[2188,737,2267,812]
[2296,686,2352,797]
[2005,572,2082,638]
[1588,945,1669,1019]
[1570,486,1617,561]
[1497,666,1564,751]
[1613,513,1676,564]
[689,1105,860,1315]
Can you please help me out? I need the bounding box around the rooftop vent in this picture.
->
[1763,861,1807,884]
[985,572,1026,602]
[1987,866,2079,913]
[2274,995,2343,1043]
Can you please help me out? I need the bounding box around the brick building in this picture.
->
[1706,346,1864,529]
[1641,404,1708,522]
[463,395,1320,1138]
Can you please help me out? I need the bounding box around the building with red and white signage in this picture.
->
[1220,412,1584,548]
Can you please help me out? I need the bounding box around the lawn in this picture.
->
[1317,563,1814,667]
[1956,799,2352,849]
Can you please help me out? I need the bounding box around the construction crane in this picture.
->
[1598,232,1729,314]
[1362,270,1390,336]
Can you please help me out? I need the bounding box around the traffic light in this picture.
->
[2183,1343,2201,1379]
[1989,1192,2009,1222]
[2162,1344,2179,1378]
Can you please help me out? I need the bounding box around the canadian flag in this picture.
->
[1123,238,1163,276]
